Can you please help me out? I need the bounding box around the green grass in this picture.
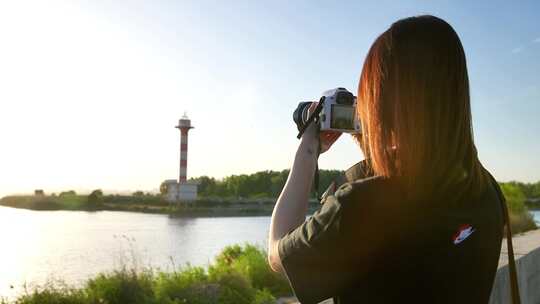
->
[1,244,290,304]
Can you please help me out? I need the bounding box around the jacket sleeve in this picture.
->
[278,192,357,304]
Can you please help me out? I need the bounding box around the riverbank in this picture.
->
[0,244,292,304]
[104,203,320,217]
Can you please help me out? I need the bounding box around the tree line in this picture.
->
[188,170,344,199]
[502,181,540,200]
[8,172,540,204]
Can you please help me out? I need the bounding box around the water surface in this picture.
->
[531,209,540,225]
[0,206,271,299]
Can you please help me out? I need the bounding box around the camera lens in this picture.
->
[293,102,313,131]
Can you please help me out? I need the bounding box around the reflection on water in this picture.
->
[0,206,270,299]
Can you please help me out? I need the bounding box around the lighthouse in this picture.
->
[162,114,198,203]
[176,114,193,183]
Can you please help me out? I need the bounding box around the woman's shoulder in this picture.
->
[331,175,402,205]
[328,160,404,204]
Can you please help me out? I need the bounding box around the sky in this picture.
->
[0,0,539,196]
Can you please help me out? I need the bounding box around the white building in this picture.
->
[161,180,198,203]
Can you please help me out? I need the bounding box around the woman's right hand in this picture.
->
[319,130,341,154]
[302,102,342,154]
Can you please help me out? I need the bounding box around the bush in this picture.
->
[208,268,255,304]
[85,268,155,304]
[509,212,537,235]
[87,190,104,209]
[10,284,86,304]
[212,244,290,297]
[154,266,216,304]
[253,289,276,304]
[500,182,538,234]
[500,183,527,214]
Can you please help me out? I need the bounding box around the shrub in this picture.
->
[212,244,291,297]
[500,182,537,234]
[154,266,216,304]
[208,268,254,304]
[500,183,527,214]
[85,268,155,304]
[11,284,86,304]
[87,190,104,209]
[509,212,537,235]
[253,289,276,304]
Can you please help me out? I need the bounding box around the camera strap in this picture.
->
[314,163,320,201]
[488,173,521,304]
[504,196,521,304]
[296,97,325,139]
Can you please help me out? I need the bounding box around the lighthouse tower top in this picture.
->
[176,113,193,130]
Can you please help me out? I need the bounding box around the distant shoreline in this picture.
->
[0,195,320,217]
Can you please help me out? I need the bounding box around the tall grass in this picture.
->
[1,244,290,304]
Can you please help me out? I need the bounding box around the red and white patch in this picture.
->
[452,224,475,245]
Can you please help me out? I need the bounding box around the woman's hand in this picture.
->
[302,102,342,154]
[320,130,342,153]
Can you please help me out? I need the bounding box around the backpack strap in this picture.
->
[488,173,521,304]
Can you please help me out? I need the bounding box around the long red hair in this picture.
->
[355,15,488,201]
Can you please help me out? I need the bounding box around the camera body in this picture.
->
[293,87,361,135]
[318,87,361,133]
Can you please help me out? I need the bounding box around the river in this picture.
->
[1,206,539,300]
[0,206,271,300]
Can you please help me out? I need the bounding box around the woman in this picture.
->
[268,15,504,303]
